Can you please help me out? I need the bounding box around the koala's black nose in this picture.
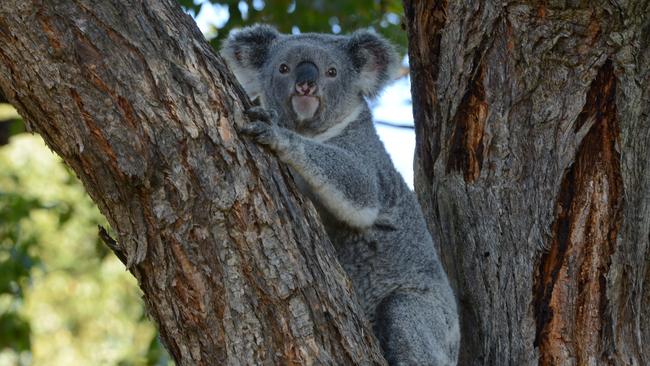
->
[295,61,318,95]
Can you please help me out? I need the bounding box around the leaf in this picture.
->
[0,312,31,352]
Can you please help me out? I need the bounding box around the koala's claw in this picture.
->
[245,106,278,124]
[240,121,278,148]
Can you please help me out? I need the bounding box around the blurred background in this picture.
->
[0,1,412,365]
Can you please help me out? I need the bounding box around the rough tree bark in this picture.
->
[0,1,386,365]
[404,1,650,365]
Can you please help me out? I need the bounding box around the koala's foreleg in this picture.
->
[241,107,380,229]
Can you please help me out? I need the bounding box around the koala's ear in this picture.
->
[345,30,400,98]
[221,24,280,97]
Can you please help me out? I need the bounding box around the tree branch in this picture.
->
[0,1,385,364]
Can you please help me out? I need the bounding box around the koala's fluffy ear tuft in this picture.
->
[345,30,400,99]
[221,24,280,98]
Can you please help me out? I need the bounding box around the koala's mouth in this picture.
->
[291,95,320,120]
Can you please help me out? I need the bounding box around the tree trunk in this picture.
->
[404,1,650,365]
[0,1,386,365]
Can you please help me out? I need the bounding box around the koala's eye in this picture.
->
[327,67,337,77]
[279,64,290,74]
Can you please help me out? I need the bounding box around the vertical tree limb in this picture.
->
[404,0,650,364]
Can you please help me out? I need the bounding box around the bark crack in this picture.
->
[446,60,488,183]
[533,59,623,366]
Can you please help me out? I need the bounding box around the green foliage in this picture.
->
[0,174,44,356]
[179,0,407,54]
[0,136,168,365]
[0,312,30,352]
[0,104,25,145]
[0,190,42,297]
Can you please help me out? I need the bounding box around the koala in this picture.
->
[222,25,460,365]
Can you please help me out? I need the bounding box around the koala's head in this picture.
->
[221,25,399,134]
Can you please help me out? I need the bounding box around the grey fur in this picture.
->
[222,25,460,365]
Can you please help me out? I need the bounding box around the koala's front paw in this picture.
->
[240,121,281,148]
[245,106,278,125]
[241,107,286,151]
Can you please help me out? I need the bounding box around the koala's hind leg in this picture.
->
[374,291,460,366]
